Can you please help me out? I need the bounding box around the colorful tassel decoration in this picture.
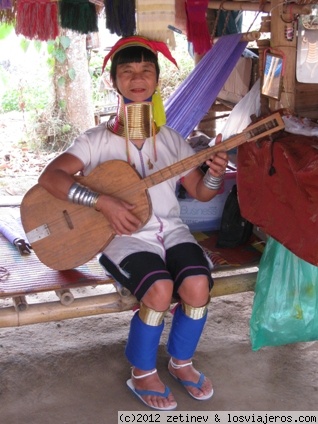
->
[16,0,59,41]
[0,0,12,10]
[60,0,99,34]
[185,0,211,55]
[104,0,136,37]
[152,87,166,127]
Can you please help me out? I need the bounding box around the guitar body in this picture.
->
[20,161,152,270]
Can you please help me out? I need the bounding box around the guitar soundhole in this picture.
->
[63,210,74,230]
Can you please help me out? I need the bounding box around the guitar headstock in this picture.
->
[243,112,285,142]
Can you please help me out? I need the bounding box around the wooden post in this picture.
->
[269,0,298,111]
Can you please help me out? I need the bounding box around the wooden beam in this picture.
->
[208,1,272,12]
[208,1,311,15]
[213,31,260,44]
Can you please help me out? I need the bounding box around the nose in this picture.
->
[131,71,143,81]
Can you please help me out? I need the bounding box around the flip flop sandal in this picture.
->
[168,358,214,401]
[126,379,177,411]
[126,368,177,411]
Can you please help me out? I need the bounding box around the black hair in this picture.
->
[110,46,160,83]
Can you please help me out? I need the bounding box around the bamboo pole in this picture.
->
[213,31,261,44]
[55,289,74,306]
[13,296,28,312]
[209,1,271,12]
[0,292,139,328]
[211,267,258,297]
[269,0,297,111]
[208,1,311,15]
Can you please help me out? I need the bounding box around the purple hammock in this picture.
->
[165,33,247,138]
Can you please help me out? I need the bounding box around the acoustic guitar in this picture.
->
[20,113,284,270]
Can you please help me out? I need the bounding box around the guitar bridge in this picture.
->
[26,224,51,244]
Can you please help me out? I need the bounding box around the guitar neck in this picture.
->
[143,112,284,189]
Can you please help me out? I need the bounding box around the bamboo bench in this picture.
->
[0,259,258,328]
[0,199,260,328]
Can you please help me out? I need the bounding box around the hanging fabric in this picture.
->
[136,0,176,48]
[185,0,211,55]
[175,0,187,34]
[0,0,12,10]
[60,0,98,34]
[216,11,243,36]
[237,132,318,266]
[15,0,59,41]
[165,33,247,138]
[104,0,136,37]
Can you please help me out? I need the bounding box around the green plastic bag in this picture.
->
[250,237,318,351]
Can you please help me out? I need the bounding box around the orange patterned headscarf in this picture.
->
[102,35,178,73]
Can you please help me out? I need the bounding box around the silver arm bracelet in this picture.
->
[203,171,223,190]
[67,182,100,209]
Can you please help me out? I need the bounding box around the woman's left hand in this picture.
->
[205,134,228,177]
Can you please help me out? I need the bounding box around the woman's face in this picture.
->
[114,61,158,103]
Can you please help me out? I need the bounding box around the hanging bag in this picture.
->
[250,237,318,351]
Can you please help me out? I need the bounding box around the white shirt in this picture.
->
[66,123,200,263]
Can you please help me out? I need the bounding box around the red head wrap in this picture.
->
[102,36,178,73]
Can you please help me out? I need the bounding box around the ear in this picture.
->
[110,76,117,90]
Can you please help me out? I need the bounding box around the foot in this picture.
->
[168,358,213,400]
[131,368,177,410]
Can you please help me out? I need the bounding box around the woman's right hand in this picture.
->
[95,194,142,235]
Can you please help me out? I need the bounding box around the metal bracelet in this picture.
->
[203,171,223,190]
[67,182,100,209]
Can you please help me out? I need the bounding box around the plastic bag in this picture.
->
[220,79,261,140]
[250,237,318,351]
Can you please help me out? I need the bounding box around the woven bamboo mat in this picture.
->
[0,233,109,298]
[0,224,263,299]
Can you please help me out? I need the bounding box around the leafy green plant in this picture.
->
[1,83,51,113]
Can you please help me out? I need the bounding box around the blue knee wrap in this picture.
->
[167,304,207,360]
[125,312,164,370]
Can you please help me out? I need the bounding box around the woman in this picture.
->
[38,36,228,411]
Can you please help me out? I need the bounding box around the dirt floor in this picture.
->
[1,112,318,423]
[1,294,318,424]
